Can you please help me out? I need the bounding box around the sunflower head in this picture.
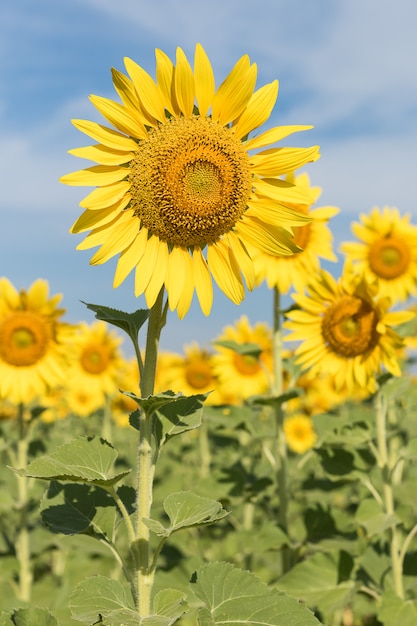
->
[285,269,414,394]
[340,206,417,303]
[61,44,320,317]
[283,414,317,454]
[0,278,72,404]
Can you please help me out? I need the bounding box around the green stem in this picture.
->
[272,287,291,574]
[374,389,404,598]
[15,405,33,603]
[135,288,166,617]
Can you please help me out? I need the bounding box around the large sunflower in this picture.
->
[251,172,339,293]
[0,277,72,405]
[284,269,414,394]
[340,206,417,303]
[60,44,319,317]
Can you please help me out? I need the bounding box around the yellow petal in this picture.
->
[71,119,138,151]
[233,80,278,139]
[165,247,187,311]
[174,47,195,117]
[194,43,215,117]
[26,279,50,309]
[155,48,179,115]
[244,125,313,150]
[225,232,255,290]
[236,216,300,255]
[68,144,134,166]
[144,241,168,308]
[207,241,244,304]
[124,57,166,123]
[254,178,314,206]
[134,235,161,296]
[71,202,128,234]
[0,277,20,309]
[79,181,131,210]
[113,228,149,288]
[246,198,311,227]
[111,67,152,126]
[192,248,213,316]
[89,94,148,139]
[212,56,256,125]
[90,209,137,265]
[60,165,127,187]
[176,258,194,319]
[250,146,320,177]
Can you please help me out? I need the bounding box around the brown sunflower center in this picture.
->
[129,116,252,247]
[0,311,51,366]
[321,295,380,357]
[233,352,261,376]
[80,343,111,374]
[369,236,411,280]
[185,359,213,389]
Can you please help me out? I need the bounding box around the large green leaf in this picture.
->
[15,436,130,487]
[277,551,356,616]
[69,575,135,623]
[41,481,118,538]
[355,498,400,537]
[192,561,322,625]
[144,492,228,537]
[377,591,417,626]
[0,608,58,626]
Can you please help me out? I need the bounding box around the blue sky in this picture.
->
[1,0,417,354]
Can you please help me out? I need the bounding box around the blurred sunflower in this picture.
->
[0,278,72,405]
[212,316,273,400]
[283,414,317,454]
[112,357,141,427]
[68,321,124,401]
[252,172,339,293]
[340,206,417,302]
[61,44,319,318]
[284,269,414,394]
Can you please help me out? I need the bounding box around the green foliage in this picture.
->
[192,561,322,625]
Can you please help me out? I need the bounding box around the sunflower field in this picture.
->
[1,45,417,626]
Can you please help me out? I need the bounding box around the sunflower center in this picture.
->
[185,359,213,389]
[129,116,252,247]
[233,353,261,376]
[369,236,411,279]
[321,295,380,357]
[80,344,111,374]
[0,311,51,366]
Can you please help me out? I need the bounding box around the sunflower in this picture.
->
[251,172,339,293]
[0,277,72,405]
[112,357,141,427]
[68,320,125,401]
[155,342,225,404]
[60,44,319,318]
[284,269,414,394]
[212,315,273,400]
[283,415,317,454]
[340,206,417,303]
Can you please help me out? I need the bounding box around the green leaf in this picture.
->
[144,492,228,537]
[277,551,356,616]
[16,436,130,487]
[377,591,417,626]
[69,575,135,623]
[149,589,188,625]
[192,561,322,625]
[83,302,149,342]
[41,481,117,537]
[355,498,400,537]
[214,340,263,359]
[0,608,58,626]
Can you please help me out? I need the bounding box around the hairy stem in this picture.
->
[15,405,33,603]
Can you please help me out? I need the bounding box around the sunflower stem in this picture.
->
[135,288,166,617]
[374,388,404,599]
[15,404,33,603]
[272,287,291,574]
